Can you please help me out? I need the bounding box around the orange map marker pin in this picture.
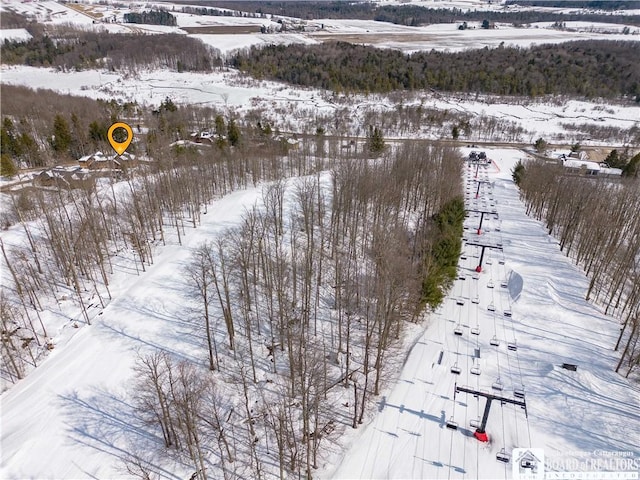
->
[107,122,133,155]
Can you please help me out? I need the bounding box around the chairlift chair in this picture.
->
[503,310,512,317]
[471,326,480,335]
[471,296,480,304]
[514,387,526,398]
[501,281,508,288]
[456,298,465,305]
[454,326,463,336]
[507,342,518,351]
[450,364,461,375]
[496,448,511,463]
[486,259,493,265]
[487,281,494,289]
[470,418,481,428]
[446,417,458,430]
[487,303,495,312]
[491,378,503,391]
[490,336,500,347]
[470,366,481,375]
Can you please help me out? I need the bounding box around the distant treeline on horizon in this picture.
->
[231,40,640,99]
[200,1,640,26]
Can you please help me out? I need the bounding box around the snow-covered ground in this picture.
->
[0,28,32,42]
[311,19,639,53]
[323,149,640,479]
[2,0,638,55]
[0,185,266,479]
[193,32,319,55]
[1,148,638,479]
[2,64,638,145]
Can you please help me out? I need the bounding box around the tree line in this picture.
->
[124,10,177,26]
[515,159,640,378]
[505,0,640,9]
[231,40,640,99]
[205,1,640,25]
[0,27,219,72]
[372,5,640,27]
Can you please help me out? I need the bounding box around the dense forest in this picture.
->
[372,5,640,27]
[204,1,640,26]
[232,40,640,99]
[123,10,178,26]
[0,29,218,72]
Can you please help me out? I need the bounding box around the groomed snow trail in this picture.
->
[327,149,640,480]
[0,187,264,480]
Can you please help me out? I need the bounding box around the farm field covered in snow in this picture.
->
[1,0,639,55]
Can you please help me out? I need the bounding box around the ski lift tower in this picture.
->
[454,384,527,442]
[472,180,490,199]
[464,240,502,273]
[467,208,498,235]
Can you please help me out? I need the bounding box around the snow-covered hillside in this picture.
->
[1,149,638,479]
[322,149,640,479]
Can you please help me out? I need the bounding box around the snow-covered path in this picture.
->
[0,187,263,480]
[328,149,640,479]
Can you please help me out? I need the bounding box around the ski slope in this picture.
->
[326,150,640,479]
[0,149,638,479]
[0,186,265,480]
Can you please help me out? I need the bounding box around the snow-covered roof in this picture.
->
[563,159,600,171]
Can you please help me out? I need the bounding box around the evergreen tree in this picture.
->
[366,125,385,154]
[214,115,225,137]
[512,160,525,185]
[622,152,640,177]
[227,118,240,146]
[421,197,465,308]
[1,118,21,157]
[51,114,72,154]
[534,137,548,154]
[1,154,17,177]
[88,120,108,143]
[604,149,627,169]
